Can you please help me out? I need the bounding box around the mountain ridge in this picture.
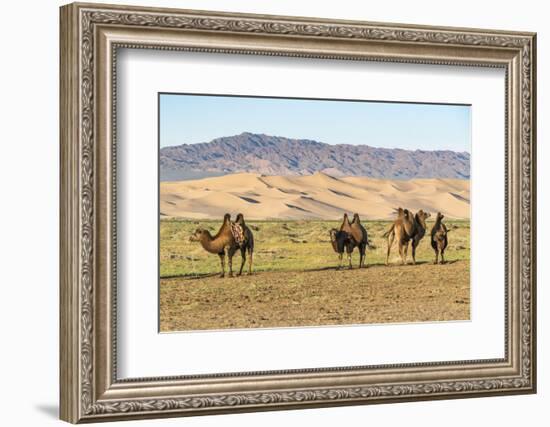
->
[160,132,470,181]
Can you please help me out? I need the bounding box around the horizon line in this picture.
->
[161,170,471,183]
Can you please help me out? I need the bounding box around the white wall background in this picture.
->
[0,0,545,426]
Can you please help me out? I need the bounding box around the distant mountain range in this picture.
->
[160,132,470,181]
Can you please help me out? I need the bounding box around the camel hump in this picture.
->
[398,207,411,220]
[351,225,367,244]
[340,213,351,231]
[236,213,246,225]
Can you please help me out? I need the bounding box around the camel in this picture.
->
[329,229,354,269]
[189,213,235,277]
[233,213,254,275]
[339,213,370,268]
[189,214,254,277]
[383,208,431,265]
[430,212,449,264]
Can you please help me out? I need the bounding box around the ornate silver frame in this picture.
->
[60,2,536,423]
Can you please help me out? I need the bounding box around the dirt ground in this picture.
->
[160,260,470,332]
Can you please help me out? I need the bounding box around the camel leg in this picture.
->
[440,248,445,264]
[218,252,225,278]
[248,250,253,275]
[238,247,246,276]
[227,246,237,277]
[386,232,395,265]
[399,241,409,265]
[434,249,439,265]
[348,250,353,269]
[411,241,417,265]
[360,243,366,268]
[338,253,343,270]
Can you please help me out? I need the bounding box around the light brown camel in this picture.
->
[339,213,371,268]
[383,208,431,265]
[234,213,254,275]
[189,213,239,277]
[430,212,449,264]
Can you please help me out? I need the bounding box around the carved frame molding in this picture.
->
[60,2,536,423]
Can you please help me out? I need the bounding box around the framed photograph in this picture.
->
[60,2,537,423]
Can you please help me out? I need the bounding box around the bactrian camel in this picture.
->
[430,212,449,264]
[339,213,371,268]
[329,228,354,269]
[234,213,254,275]
[190,213,254,277]
[383,208,431,265]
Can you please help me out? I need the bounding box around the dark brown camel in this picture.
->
[340,213,370,268]
[383,208,431,265]
[329,228,354,269]
[234,213,254,275]
[430,212,449,264]
[189,213,239,277]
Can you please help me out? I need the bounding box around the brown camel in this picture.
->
[383,208,431,265]
[340,213,370,268]
[329,228,354,269]
[189,213,239,277]
[234,213,254,275]
[430,212,449,264]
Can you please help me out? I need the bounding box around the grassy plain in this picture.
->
[160,219,470,331]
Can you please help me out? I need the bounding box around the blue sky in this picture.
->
[159,93,471,152]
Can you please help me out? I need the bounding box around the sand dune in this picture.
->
[160,172,470,220]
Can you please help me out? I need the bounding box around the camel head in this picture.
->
[415,210,431,226]
[436,212,444,221]
[329,228,350,253]
[189,228,208,242]
[352,213,361,224]
[236,213,245,224]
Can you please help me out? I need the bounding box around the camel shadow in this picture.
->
[161,259,464,281]
[162,271,257,281]
[437,259,459,265]
[162,272,221,281]
[312,259,461,271]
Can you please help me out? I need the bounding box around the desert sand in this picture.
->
[160,172,470,220]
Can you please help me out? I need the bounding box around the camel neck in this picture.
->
[416,216,427,229]
[199,231,216,251]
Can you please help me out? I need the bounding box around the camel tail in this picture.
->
[382,224,395,238]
